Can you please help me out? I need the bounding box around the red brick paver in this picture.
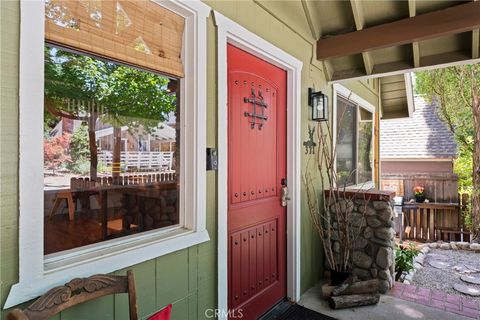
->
[388,282,480,319]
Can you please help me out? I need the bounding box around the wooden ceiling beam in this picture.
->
[317,1,480,61]
[350,0,373,75]
[330,53,480,83]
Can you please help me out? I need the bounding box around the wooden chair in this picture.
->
[160,152,173,171]
[6,270,137,320]
[49,190,76,221]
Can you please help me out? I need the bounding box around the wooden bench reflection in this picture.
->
[49,172,177,221]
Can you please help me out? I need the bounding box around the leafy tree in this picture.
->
[455,144,474,192]
[69,123,90,163]
[416,65,480,241]
[44,46,176,180]
[44,109,59,135]
[44,133,71,175]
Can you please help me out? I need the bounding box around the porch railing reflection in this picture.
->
[98,151,174,171]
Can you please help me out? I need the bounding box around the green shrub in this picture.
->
[395,242,419,280]
[70,158,91,175]
[70,124,90,163]
[97,161,111,174]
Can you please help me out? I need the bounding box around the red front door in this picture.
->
[227,44,287,319]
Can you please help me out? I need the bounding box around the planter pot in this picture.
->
[415,195,425,203]
[330,269,351,286]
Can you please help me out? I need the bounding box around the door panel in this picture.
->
[229,219,278,308]
[227,44,287,319]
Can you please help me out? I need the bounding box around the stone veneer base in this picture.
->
[327,189,396,293]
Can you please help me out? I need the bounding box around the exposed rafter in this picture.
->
[473,29,480,59]
[301,0,319,40]
[317,1,480,61]
[408,0,421,68]
[412,42,420,68]
[350,0,373,74]
[474,0,480,59]
[407,0,416,18]
[322,59,334,81]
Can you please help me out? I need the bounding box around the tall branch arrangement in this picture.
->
[303,120,368,272]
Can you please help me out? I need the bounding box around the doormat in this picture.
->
[274,304,337,320]
[259,301,337,320]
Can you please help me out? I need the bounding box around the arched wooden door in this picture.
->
[227,44,287,319]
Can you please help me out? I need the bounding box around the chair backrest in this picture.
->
[160,152,173,165]
[6,270,138,320]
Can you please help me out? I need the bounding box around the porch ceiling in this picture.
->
[381,73,413,120]
[257,0,478,120]
[313,0,479,82]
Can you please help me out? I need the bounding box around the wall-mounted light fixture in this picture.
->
[308,88,328,122]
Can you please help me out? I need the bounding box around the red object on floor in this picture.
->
[148,304,172,320]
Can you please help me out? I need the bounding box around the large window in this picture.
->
[42,0,188,255]
[6,0,209,308]
[335,92,374,187]
[43,46,180,254]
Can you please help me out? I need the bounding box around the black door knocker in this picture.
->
[244,88,268,130]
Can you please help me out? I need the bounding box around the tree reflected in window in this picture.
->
[44,46,180,255]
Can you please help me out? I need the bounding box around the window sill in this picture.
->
[44,225,207,272]
[343,181,375,191]
[4,228,209,308]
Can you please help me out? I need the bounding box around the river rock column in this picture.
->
[328,190,396,293]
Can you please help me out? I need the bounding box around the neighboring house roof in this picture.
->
[380,96,457,159]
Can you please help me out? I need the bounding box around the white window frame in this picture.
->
[5,0,211,308]
[333,83,376,190]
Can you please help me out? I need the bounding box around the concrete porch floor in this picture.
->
[299,282,474,320]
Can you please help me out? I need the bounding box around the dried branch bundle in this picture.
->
[303,119,370,273]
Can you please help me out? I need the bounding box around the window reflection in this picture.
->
[336,97,373,187]
[358,111,373,184]
[336,98,357,187]
[43,46,180,255]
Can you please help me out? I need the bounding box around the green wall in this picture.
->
[1,0,21,315]
[0,1,380,319]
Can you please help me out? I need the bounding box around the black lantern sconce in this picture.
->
[308,88,328,121]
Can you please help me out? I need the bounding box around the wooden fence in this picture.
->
[383,174,471,242]
[382,173,459,203]
[400,199,470,242]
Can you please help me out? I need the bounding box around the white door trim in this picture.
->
[214,11,303,319]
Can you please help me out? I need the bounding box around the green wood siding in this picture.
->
[1,0,20,314]
[0,1,379,319]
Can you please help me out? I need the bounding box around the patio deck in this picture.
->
[299,281,478,320]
